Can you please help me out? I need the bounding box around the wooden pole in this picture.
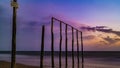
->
[51,17,54,68]
[76,30,80,68]
[11,0,18,68]
[59,22,62,68]
[65,24,68,68]
[40,25,45,68]
[72,27,74,68]
[81,32,84,68]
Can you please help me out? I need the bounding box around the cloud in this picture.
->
[101,36,120,45]
[99,41,108,45]
[95,26,107,29]
[80,26,120,36]
[83,35,95,40]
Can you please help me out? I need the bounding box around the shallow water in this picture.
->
[0,54,120,68]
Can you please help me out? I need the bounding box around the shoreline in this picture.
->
[1,51,120,57]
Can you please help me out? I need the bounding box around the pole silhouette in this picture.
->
[11,0,18,68]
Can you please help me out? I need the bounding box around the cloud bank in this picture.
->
[80,26,120,36]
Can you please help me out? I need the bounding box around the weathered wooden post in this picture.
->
[81,32,84,68]
[76,30,79,68]
[59,22,62,68]
[51,17,55,68]
[72,27,74,68]
[10,0,18,68]
[65,24,68,68]
[40,25,45,68]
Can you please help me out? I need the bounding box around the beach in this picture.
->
[0,61,39,68]
[1,60,120,68]
[1,54,120,68]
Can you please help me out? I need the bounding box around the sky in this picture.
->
[0,0,120,51]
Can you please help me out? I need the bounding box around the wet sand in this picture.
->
[1,60,120,68]
[0,61,40,68]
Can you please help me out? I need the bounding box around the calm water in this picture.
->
[0,54,120,68]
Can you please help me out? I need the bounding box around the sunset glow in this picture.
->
[0,0,120,51]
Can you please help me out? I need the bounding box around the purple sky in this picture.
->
[0,0,120,51]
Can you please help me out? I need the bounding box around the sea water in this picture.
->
[0,54,120,68]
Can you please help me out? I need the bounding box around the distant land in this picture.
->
[0,51,120,58]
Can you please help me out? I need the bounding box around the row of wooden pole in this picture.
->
[49,17,84,68]
[11,0,84,67]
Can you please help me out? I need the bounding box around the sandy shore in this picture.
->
[0,61,40,68]
[1,60,120,68]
